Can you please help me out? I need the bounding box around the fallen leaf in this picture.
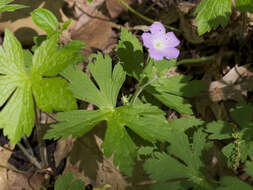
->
[106,0,134,18]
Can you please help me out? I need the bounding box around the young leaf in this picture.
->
[31,8,59,36]
[45,53,171,175]
[144,130,213,190]
[0,30,84,144]
[0,0,26,14]
[54,172,84,190]
[116,27,144,81]
[235,0,253,13]
[195,0,232,35]
[61,20,72,31]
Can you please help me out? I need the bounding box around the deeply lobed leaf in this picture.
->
[0,29,84,144]
[195,0,232,35]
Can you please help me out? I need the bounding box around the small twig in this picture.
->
[16,143,41,169]
[0,164,27,174]
[119,0,181,33]
[33,96,48,168]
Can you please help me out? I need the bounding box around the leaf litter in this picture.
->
[1,0,253,189]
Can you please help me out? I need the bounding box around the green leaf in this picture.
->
[0,29,34,145]
[62,53,125,109]
[32,77,77,113]
[235,0,253,13]
[44,109,107,139]
[155,75,207,98]
[144,130,212,189]
[23,49,33,72]
[144,152,191,182]
[0,0,14,6]
[217,176,253,190]
[54,172,84,190]
[168,116,204,131]
[116,27,144,80]
[246,161,253,178]
[30,35,86,77]
[0,29,83,144]
[0,4,27,13]
[145,75,206,114]
[195,0,232,35]
[0,0,26,14]
[146,86,193,114]
[61,20,72,31]
[31,8,59,36]
[137,146,155,156]
[230,103,253,128]
[102,117,137,176]
[45,52,171,175]
[206,120,233,140]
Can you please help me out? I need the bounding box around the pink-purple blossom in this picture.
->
[142,22,180,61]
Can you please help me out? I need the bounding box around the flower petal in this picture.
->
[148,47,165,61]
[165,32,180,47]
[142,33,153,48]
[150,22,165,34]
[164,48,180,59]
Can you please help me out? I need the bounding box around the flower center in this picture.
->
[154,40,164,50]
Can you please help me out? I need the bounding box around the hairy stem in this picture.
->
[119,0,180,33]
[33,96,48,168]
[17,142,41,169]
[130,75,158,105]
[22,135,34,157]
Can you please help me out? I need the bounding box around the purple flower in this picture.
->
[142,22,180,61]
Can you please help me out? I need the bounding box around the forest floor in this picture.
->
[1,0,253,189]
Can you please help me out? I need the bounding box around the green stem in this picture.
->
[0,163,27,174]
[176,55,215,66]
[33,96,48,168]
[22,135,34,157]
[17,142,41,169]
[119,0,180,33]
[130,75,158,105]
